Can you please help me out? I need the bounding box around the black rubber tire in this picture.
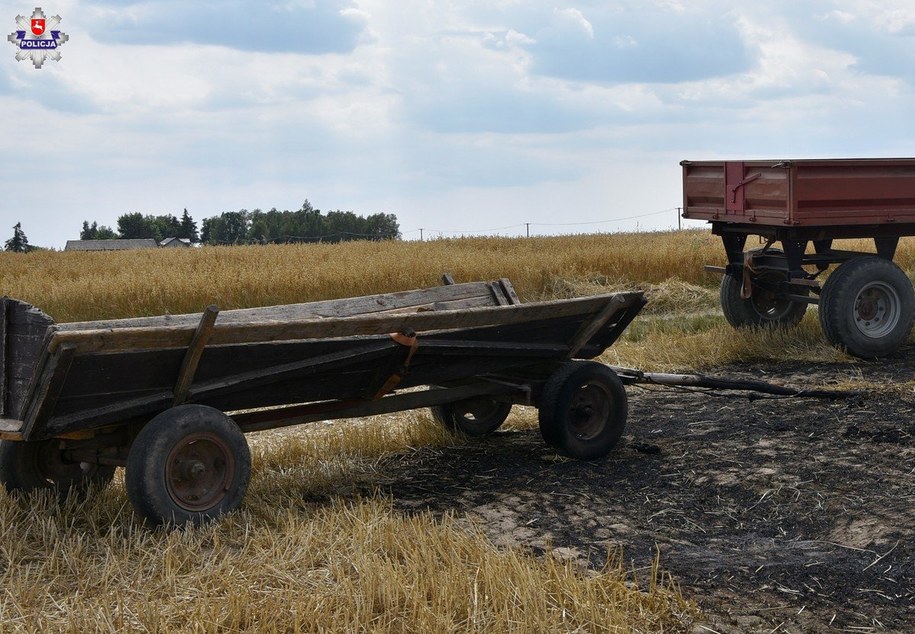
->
[720,271,807,329]
[0,439,115,498]
[430,397,512,437]
[538,362,627,460]
[125,405,251,526]
[818,256,915,359]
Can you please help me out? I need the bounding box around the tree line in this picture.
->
[4,203,400,253]
[78,201,400,245]
[81,209,199,242]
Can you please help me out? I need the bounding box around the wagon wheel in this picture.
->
[818,256,915,358]
[125,405,251,526]
[720,266,807,329]
[0,439,115,498]
[430,397,512,437]
[538,362,627,460]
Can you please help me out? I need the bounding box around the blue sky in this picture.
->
[2,0,915,247]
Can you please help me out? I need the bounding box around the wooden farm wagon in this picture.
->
[0,279,644,525]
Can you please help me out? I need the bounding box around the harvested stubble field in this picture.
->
[1,231,914,633]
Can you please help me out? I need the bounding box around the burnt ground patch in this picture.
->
[367,348,915,632]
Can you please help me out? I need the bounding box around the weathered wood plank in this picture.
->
[582,299,647,359]
[49,293,645,355]
[7,300,55,329]
[2,299,55,420]
[187,341,397,402]
[7,333,47,369]
[489,282,509,306]
[14,328,55,423]
[417,339,569,356]
[173,305,218,405]
[428,296,510,312]
[565,294,631,359]
[21,343,76,440]
[54,281,508,332]
[50,337,390,417]
[498,278,521,305]
[43,391,174,438]
[233,382,527,433]
[1,297,7,416]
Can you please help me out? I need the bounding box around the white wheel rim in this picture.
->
[852,281,901,338]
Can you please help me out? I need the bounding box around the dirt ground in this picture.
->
[369,348,915,633]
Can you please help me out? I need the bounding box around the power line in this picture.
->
[401,207,680,236]
[531,208,677,226]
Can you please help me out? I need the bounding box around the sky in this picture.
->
[2,0,915,248]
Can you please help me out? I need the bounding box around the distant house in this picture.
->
[159,237,193,248]
[64,239,159,252]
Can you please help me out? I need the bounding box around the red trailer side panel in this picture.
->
[682,158,915,227]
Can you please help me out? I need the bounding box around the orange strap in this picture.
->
[372,331,419,399]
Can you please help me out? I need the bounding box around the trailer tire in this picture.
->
[430,397,512,437]
[0,439,115,498]
[720,270,807,329]
[818,256,915,359]
[125,405,251,526]
[538,362,627,460]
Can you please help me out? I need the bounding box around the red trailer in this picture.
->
[681,158,915,358]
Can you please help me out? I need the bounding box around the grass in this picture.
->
[0,492,694,632]
[1,230,914,631]
[0,414,697,633]
[0,231,728,322]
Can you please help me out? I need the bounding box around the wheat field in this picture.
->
[1,230,913,632]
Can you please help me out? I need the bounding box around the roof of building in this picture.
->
[64,239,159,251]
[159,237,192,247]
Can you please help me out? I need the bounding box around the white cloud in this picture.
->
[553,7,594,39]
[505,29,535,46]
[3,0,915,249]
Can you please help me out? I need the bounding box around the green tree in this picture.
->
[80,220,117,240]
[117,212,157,240]
[365,213,400,240]
[200,216,221,244]
[179,208,199,242]
[96,225,118,240]
[150,214,181,241]
[198,203,400,245]
[221,211,249,243]
[4,222,29,252]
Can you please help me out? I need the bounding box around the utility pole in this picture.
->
[525,223,530,238]
[419,228,424,241]
[677,208,682,231]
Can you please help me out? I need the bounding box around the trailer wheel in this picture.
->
[538,362,627,460]
[720,271,807,328]
[430,397,512,437]
[818,256,915,359]
[0,439,115,498]
[125,405,251,526]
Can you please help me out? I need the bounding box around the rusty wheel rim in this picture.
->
[165,432,235,512]
[566,381,612,440]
